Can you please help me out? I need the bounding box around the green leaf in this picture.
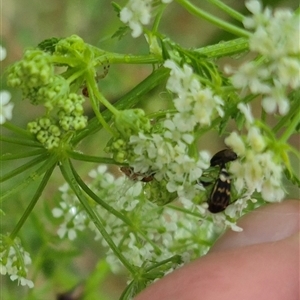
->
[111,26,130,40]
[37,37,62,53]
[111,1,122,15]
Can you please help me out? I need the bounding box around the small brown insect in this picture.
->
[208,167,231,213]
[120,166,155,182]
[210,149,237,167]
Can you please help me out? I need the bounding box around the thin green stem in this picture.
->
[206,0,245,22]
[0,135,43,147]
[0,154,58,202]
[67,150,120,165]
[60,159,136,274]
[66,68,86,85]
[176,0,251,38]
[9,162,56,240]
[195,38,249,59]
[273,99,300,134]
[279,107,300,143]
[71,166,132,225]
[91,48,163,65]
[87,71,119,116]
[167,204,204,219]
[119,280,135,300]
[72,67,170,145]
[72,164,162,254]
[0,149,47,161]
[2,122,35,139]
[85,71,118,137]
[50,56,80,67]
[145,255,181,272]
[152,4,168,32]
[0,153,49,182]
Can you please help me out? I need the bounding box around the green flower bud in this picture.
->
[144,179,177,206]
[114,109,150,138]
[27,121,41,134]
[55,35,86,56]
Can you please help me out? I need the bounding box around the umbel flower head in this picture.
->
[0,235,34,288]
[6,37,92,150]
[52,166,216,273]
[228,0,300,115]
[224,103,285,217]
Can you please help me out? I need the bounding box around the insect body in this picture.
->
[210,149,237,167]
[208,167,231,213]
[207,149,237,213]
[120,166,155,182]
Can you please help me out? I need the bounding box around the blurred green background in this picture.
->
[1,1,299,299]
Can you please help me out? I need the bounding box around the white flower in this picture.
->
[192,88,224,125]
[230,1,299,115]
[57,223,78,240]
[261,80,289,115]
[276,57,300,89]
[0,237,34,288]
[225,132,246,156]
[247,127,266,152]
[237,103,254,125]
[230,62,271,94]
[227,129,284,203]
[0,90,14,124]
[164,60,225,127]
[0,45,7,61]
[164,60,197,99]
[10,275,34,288]
[120,0,152,38]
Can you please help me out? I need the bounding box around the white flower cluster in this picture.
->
[120,0,173,38]
[129,60,224,208]
[0,45,14,124]
[224,103,284,217]
[0,236,34,288]
[120,0,153,38]
[229,0,300,115]
[52,166,214,273]
[52,183,87,240]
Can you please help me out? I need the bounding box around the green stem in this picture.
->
[66,68,86,85]
[152,4,168,32]
[9,162,56,239]
[72,67,170,145]
[273,99,300,134]
[176,0,251,37]
[60,159,136,274]
[0,149,47,161]
[87,71,119,116]
[51,56,80,67]
[72,164,162,254]
[206,0,245,22]
[145,255,181,272]
[91,48,163,65]
[67,150,119,164]
[71,165,132,225]
[195,38,249,59]
[0,154,58,202]
[85,71,118,137]
[119,280,136,300]
[0,135,43,147]
[2,122,35,139]
[279,107,300,143]
[0,153,49,182]
[167,205,203,219]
